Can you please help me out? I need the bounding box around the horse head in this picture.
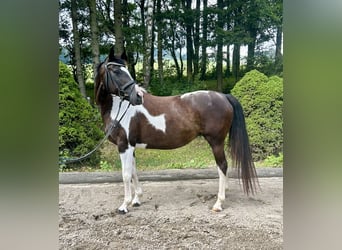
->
[95,47,143,106]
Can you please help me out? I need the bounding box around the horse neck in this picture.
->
[110,95,132,119]
[99,93,132,118]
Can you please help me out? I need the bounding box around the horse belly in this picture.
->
[132,111,199,150]
[140,123,199,150]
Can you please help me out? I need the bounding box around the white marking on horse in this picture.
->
[212,167,227,212]
[120,66,134,80]
[118,145,135,213]
[136,106,166,133]
[180,90,210,99]
[136,143,147,149]
[110,96,132,135]
[110,96,167,140]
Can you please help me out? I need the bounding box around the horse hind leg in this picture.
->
[212,164,227,212]
[207,139,228,212]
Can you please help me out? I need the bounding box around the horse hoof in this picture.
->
[117,208,128,214]
[212,207,222,212]
[132,202,141,207]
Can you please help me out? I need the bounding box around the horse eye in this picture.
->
[113,69,120,74]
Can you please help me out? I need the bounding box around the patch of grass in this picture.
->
[98,137,216,171]
[67,136,281,172]
[260,153,283,167]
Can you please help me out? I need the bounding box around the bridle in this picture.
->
[104,62,137,103]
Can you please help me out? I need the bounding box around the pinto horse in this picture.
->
[95,47,258,214]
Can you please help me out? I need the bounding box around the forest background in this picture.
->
[58,0,283,171]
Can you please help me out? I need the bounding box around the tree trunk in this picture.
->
[216,0,224,92]
[122,0,137,79]
[246,28,257,71]
[193,0,200,76]
[150,0,156,79]
[114,0,124,55]
[143,0,154,87]
[156,0,164,84]
[88,0,100,77]
[170,45,181,79]
[232,43,240,82]
[184,0,193,84]
[70,0,86,98]
[275,25,283,67]
[179,46,184,77]
[225,44,230,77]
[216,44,223,92]
[200,0,208,80]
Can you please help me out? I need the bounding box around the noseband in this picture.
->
[104,62,142,105]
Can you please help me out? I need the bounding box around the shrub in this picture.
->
[59,62,103,168]
[149,76,208,96]
[263,153,283,167]
[231,70,283,161]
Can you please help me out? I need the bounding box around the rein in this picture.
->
[59,98,131,165]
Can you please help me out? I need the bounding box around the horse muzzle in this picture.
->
[129,88,143,105]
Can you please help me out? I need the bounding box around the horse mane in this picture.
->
[94,61,106,105]
[109,57,126,65]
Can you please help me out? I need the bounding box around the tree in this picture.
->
[114,0,124,55]
[70,0,87,98]
[59,0,283,92]
[245,0,260,71]
[163,0,184,79]
[243,0,283,73]
[143,0,154,87]
[225,44,231,77]
[156,0,164,84]
[200,0,208,80]
[183,0,194,84]
[193,0,200,76]
[273,0,283,72]
[88,0,100,77]
[232,43,240,82]
[216,0,224,91]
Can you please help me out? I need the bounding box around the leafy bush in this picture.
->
[149,76,208,96]
[263,153,283,167]
[59,62,103,168]
[231,70,283,161]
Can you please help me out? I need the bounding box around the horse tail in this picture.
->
[226,94,259,195]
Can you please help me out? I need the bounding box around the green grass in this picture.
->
[63,136,282,172]
[98,137,216,172]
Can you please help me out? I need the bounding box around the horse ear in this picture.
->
[120,49,128,62]
[109,46,115,61]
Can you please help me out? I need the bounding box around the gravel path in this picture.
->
[59,177,283,249]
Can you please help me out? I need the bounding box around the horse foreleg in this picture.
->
[118,146,135,214]
[131,154,142,207]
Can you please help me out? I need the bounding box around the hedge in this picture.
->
[59,62,103,168]
[231,70,283,161]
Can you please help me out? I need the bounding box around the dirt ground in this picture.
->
[59,177,283,249]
